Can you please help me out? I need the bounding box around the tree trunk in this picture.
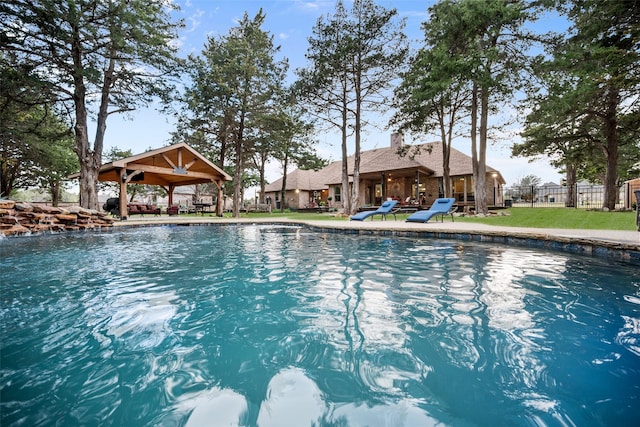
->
[475,85,489,215]
[351,73,362,215]
[232,106,247,218]
[565,163,577,207]
[602,85,620,210]
[440,106,452,197]
[340,84,350,214]
[470,83,478,212]
[50,181,61,207]
[73,67,101,209]
[280,154,289,213]
[232,140,243,217]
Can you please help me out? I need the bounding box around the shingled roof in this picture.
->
[265,141,505,192]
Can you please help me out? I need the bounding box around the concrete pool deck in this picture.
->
[115,215,640,263]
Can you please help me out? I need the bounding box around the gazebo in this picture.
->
[90,143,231,219]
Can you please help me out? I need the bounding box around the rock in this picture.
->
[0,200,16,209]
[14,202,34,212]
[67,206,95,216]
[33,205,63,214]
[55,214,78,223]
[3,224,30,236]
[0,200,114,236]
[0,216,19,224]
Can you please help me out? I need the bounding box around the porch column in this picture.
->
[463,176,468,204]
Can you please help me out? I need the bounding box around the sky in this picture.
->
[101,0,566,187]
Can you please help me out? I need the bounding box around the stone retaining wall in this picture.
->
[0,200,114,236]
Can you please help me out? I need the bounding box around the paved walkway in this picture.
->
[116,214,640,249]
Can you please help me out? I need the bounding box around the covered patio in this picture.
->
[91,143,231,219]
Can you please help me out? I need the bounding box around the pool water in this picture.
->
[1,225,639,426]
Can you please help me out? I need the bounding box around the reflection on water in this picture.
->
[1,225,639,427]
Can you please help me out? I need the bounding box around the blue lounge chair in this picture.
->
[350,200,399,221]
[406,198,456,223]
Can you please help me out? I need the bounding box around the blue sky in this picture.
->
[102,0,565,186]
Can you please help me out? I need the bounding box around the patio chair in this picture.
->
[406,198,456,223]
[350,200,399,221]
[167,205,179,216]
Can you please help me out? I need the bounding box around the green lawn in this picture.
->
[454,207,637,231]
[228,207,638,231]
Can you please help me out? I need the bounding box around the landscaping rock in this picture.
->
[0,201,114,236]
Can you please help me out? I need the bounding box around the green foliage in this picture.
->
[517,0,640,209]
[0,98,77,204]
[178,9,287,216]
[403,0,537,214]
[0,0,184,208]
[296,0,408,214]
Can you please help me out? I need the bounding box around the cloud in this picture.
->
[185,9,205,33]
[292,0,335,13]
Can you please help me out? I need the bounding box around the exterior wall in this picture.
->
[267,173,503,210]
[266,189,310,209]
[422,179,440,206]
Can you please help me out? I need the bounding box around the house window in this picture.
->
[453,176,474,202]
[334,185,341,202]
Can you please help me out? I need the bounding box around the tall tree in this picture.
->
[179,10,287,217]
[0,102,77,203]
[1,0,183,209]
[297,0,407,214]
[418,0,535,214]
[296,1,353,212]
[392,38,470,199]
[266,91,326,212]
[518,0,640,209]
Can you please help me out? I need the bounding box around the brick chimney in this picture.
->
[390,132,404,148]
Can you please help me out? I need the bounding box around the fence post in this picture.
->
[531,185,534,208]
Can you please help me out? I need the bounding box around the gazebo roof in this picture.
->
[93,143,231,186]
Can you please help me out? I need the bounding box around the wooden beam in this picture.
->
[124,170,144,184]
[161,153,177,169]
[122,163,219,181]
[185,158,198,170]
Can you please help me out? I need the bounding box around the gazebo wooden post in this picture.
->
[118,168,128,220]
[168,184,175,207]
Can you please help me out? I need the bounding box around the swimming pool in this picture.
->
[1,225,639,426]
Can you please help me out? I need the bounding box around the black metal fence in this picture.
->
[502,182,639,210]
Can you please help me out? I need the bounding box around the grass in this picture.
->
[455,207,637,231]
[222,207,638,231]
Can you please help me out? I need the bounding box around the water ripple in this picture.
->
[2,226,639,426]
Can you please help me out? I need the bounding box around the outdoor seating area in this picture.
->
[101,198,159,216]
[244,203,272,213]
[127,203,161,216]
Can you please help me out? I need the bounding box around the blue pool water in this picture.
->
[1,225,639,426]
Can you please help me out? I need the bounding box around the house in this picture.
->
[264,134,506,211]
